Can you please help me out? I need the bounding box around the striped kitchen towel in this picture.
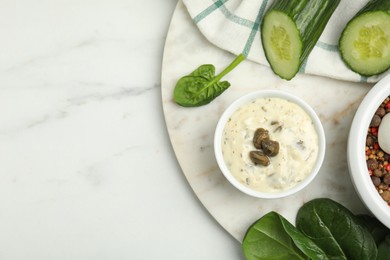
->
[182,0,389,83]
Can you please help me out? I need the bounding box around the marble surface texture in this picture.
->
[0,1,243,259]
[162,1,376,242]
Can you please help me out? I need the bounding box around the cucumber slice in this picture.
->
[339,7,390,76]
[261,11,302,81]
[261,0,340,80]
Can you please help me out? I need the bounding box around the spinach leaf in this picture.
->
[377,235,390,260]
[281,217,330,260]
[356,214,390,246]
[173,54,245,107]
[357,214,390,259]
[296,198,377,260]
[242,211,328,260]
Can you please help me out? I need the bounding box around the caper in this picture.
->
[253,128,269,149]
[261,139,279,157]
[249,151,270,166]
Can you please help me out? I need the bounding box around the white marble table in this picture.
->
[0,1,242,259]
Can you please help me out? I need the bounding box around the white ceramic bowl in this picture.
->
[348,73,390,228]
[214,89,326,199]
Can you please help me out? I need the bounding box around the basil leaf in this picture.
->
[296,198,377,260]
[173,54,245,107]
[242,211,327,260]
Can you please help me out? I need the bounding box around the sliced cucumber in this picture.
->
[261,11,302,80]
[261,0,340,80]
[339,0,390,77]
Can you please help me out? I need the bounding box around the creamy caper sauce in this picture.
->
[221,97,319,193]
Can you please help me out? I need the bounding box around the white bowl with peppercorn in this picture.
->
[214,89,326,199]
[348,73,390,229]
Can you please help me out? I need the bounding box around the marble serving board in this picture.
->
[161,1,373,242]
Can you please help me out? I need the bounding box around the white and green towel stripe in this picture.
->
[182,0,387,83]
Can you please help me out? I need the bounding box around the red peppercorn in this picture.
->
[386,164,390,172]
[374,143,380,150]
[386,103,390,109]
[371,127,378,136]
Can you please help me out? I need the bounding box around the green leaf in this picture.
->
[296,198,377,260]
[356,214,390,246]
[173,74,230,107]
[242,211,327,260]
[377,235,390,260]
[173,54,245,107]
[280,217,329,260]
[188,64,215,79]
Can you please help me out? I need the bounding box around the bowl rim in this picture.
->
[348,73,390,228]
[214,89,326,199]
